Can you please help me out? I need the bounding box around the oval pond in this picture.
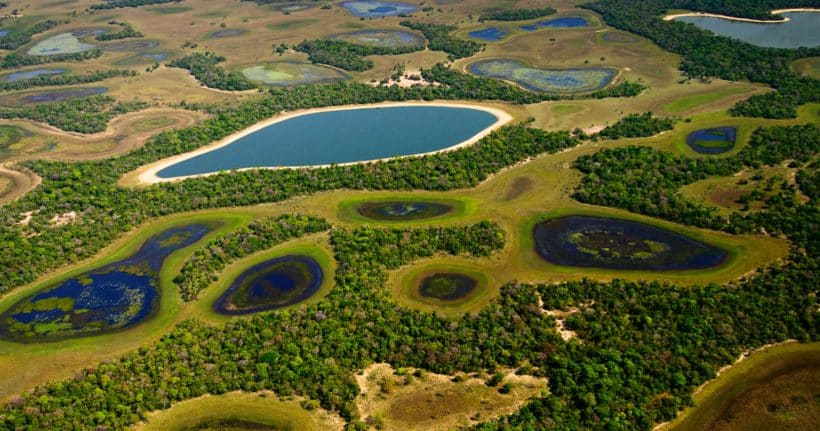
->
[533,215,727,270]
[214,255,323,315]
[341,1,417,18]
[4,68,66,82]
[357,201,454,221]
[241,61,349,86]
[673,11,820,49]
[155,105,501,179]
[331,29,425,48]
[419,272,478,301]
[0,223,213,342]
[520,17,588,31]
[687,127,737,154]
[469,59,616,93]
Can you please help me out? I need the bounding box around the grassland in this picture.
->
[792,57,820,79]
[134,391,344,431]
[661,342,820,431]
[355,363,547,431]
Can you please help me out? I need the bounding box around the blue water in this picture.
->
[686,127,737,154]
[468,27,509,41]
[520,17,588,31]
[22,87,107,104]
[675,11,820,48]
[341,1,417,18]
[0,224,213,341]
[214,255,324,315]
[0,30,9,38]
[533,216,727,271]
[5,68,65,82]
[157,106,498,178]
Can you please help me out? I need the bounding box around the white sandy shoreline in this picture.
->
[122,102,513,186]
[664,8,819,23]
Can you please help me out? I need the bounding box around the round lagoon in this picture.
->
[418,272,478,301]
[241,61,349,86]
[330,29,425,48]
[341,1,417,18]
[153,105,504,180]
[533,215,727,270]
[0,224,213,342]
[469,59,616,93]
[214,255,323,315]
[26,29,105,56]
[687,127,737,154]
[4,68,65,82]
[520,17,588,31]
[673,11,820,48]
[468,27,509,41]
[357,201,454,221]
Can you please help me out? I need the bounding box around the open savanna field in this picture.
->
[0,0,817,430]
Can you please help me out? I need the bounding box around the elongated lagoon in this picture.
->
[673,11,820,48]
[152,105,505,181]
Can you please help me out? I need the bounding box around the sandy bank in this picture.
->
[664,8,818,23]
[120,101,513,187]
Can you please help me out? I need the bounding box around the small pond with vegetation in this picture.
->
[214,255,323,315]
[533,215,727,270]
[686,127,737,154]
[418,272,479,301]
[0,223,213,342]
[356,201,454,221]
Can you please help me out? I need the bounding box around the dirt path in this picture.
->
[0,166,41,205]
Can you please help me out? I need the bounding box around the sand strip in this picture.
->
[121,101,513,186]
[664,9,818,23]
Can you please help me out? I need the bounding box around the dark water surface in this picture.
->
[356,201,454,221]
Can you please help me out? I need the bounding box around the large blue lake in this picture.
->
[156,106,499,178]
[674,11,820,49]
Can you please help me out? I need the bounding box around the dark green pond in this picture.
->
[356,201,454,221]
[0,223,214,342]
[214,255,323,315]
[686,127,737,154]
[418,273,478,301]
[533,216,727,270]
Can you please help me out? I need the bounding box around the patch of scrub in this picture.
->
[469,59,616,93]
[0,87,107,106]
[356,363,547,431]
[602,31,639,43]
[341,1,418,18]
[686,126,737,154]
[356,201,454,221]
[152,104,503,180]
[533,215,727,270]
[0,223,214,342]
[213,255,323,315]
[4,68,65,82]
[520,17,588,31]
[240,61,348,86]
[209,28,246,38]
[672,11,820,48]
[330,29,425,48]
[468,27,509,41]
[101,40,159,51]
[26,29,104,56]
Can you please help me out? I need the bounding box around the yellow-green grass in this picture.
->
[679,165,807,217]
[134,391,343,431]
[336,195,475,226]
[0,209,257,401]
[792,57,820,80]
[663,85,754,114]
[0,175,10,196]
[662,342,820,431]
[388,260,498,316]
[190,235,337,324]
[356,363,547,431]
[454,11,604,45]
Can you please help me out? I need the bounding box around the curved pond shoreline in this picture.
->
[663,9,819,23]
[124,102,512,186]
